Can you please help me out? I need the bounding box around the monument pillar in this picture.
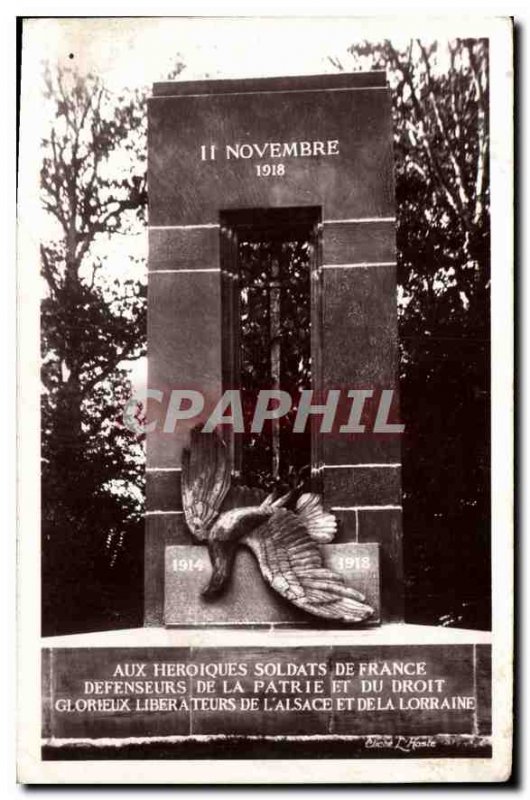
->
[146,72,403,626]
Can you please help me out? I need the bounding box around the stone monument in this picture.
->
[145,72,402,627]
[39,71,492,763]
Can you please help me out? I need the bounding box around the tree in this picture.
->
[331,39,490,627]
[40,65,147,634]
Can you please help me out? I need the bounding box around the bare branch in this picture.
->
[387,40,473,235]
[327,55,344,72]
[80,338,142,396]
[40,246,60,297]
[466,40,488,224]
[416,40,471,216]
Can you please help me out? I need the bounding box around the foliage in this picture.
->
[41,65,147,634]
[334,39,490,627]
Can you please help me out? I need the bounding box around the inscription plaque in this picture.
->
[41,644,491,757]
[164,543,381,627]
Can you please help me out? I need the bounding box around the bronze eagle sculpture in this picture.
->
[181,426,374,623]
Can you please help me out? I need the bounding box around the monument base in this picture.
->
[41,627,491,760]
[164,543,381,627]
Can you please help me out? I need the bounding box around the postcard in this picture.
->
[17,15,513,783]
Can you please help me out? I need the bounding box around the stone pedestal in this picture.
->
[41,634,492,756]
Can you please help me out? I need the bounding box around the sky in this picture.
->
[22,16,478,93]
[26,17,397,91]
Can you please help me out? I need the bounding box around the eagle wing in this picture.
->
[243,508,374,623]
[221,483,269,511]
[181,426,232,540]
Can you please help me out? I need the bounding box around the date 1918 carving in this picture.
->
[256,163,285,177]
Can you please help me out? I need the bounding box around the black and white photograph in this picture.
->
[15,13,513,784]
